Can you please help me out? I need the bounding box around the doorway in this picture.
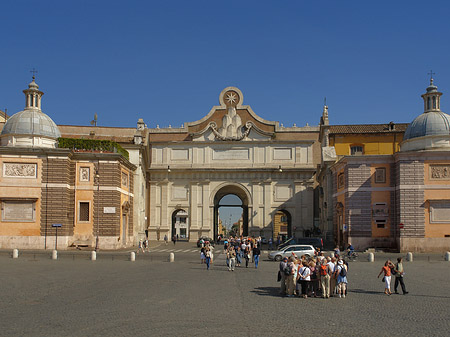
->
[172,209,189,241]
[274,209,291,242]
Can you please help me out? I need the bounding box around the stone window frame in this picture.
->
[374,167,386,183]
[1,199,36,222]
[429,200,450,224]
[78,201,91,223]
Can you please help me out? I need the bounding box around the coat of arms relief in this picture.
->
[209,90,253,141]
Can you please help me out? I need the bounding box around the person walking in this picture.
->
[394,257,408,295]
[378,260,395,295]
[268,237,273,250]
[227,247,236,271]
[236,246,242,267]
[164,234,168,245]
[253,245,261,269]
[328,257,337,296]
[205,247,211,270]
[244,244,251,268]
[172,235,177,245]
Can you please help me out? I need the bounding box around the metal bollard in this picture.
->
[406,252,413,262]
[169,252,174,262]
[13,249,19,259]
[52,250,58,260]
[445,252,450,261]
[91,251,97,261]
[368,252,374,262]
[130,252,135,262]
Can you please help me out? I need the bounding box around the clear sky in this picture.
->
[1,0,449,129]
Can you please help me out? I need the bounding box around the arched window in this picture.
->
[427,97,431,110]
[433,96,436,109]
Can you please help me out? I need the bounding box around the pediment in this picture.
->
[187,87,277,141]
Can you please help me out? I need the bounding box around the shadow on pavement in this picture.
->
[251,286,280,297]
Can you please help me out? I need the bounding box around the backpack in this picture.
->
[283,265,291,276]
[319,264,328,276]
[339,265,347,277]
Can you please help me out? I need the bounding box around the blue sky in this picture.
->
[1,0,449,129]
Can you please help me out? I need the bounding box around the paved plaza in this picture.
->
[1,243,450,337]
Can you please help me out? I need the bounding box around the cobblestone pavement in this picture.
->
[1,246,449,337]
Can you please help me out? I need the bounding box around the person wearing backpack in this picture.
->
[319,260,332,298]
[336,259,348,298]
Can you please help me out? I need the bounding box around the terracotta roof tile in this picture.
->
[329,123,409,134]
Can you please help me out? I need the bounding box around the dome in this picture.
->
[403,111,450,140]
[1,109,61,139]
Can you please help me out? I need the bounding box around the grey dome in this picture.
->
[1,109,61,139]
[403,111,450,140]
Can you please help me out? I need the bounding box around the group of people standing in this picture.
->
[278,253,348,299]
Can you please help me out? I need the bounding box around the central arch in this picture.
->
[212,183,250,240]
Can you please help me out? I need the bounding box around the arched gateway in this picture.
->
[147,87,318,242]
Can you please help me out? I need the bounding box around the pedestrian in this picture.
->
[137,239,144,254]
[200,247,205,264]
[253,244,261,269]
[205,247,211,270]
[164,234,168,245]
[319,259,331,298]
[378,260,395,295]
[144,238,149,252]
[172,235,177,245]
[335,259,348,298]
[309,261,319,297]
[279,257,289,296]
[244,245,250,268]
[394,257,408,295]
[328,257,337,296]
[268,237,273,250]
[227,247,236,271]
[298,261,311,298]
[236,246,242,267]
[286,257,297,297]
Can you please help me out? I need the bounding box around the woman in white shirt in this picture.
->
[298,261,311,298]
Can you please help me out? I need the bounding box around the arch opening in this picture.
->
[213,185,249,240]
[171,209,189,241]
[273,209,292,243]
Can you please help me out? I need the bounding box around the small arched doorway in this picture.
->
[274,209,292,242]
[172,209,189,241]
[213,185,249,240]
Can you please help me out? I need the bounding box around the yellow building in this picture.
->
[319,78,450,252]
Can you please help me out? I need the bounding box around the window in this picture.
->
[338,173,345,189]
[281,215,287,222]
[121,172,128,187]
[79,202,90,222]
[375,167,386,183]
[1,200,35,221]
[375,219,386,228]
[179,217,186,224]
[350,146,363,155]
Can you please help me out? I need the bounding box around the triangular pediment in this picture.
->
[187,87,277,141]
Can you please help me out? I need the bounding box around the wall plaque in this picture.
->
[430,165,450,180]
[213,149,249,160]
[103,207,116,214]
[430,202,450,223]
[3,163,37,178]
[2,201,35,221]
[79,167,90,182]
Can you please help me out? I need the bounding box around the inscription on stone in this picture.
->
[430,165,450,180]
[213,149,249,160]
[430,202,450,222]
[3,163,37,178]
[2,201,34,221]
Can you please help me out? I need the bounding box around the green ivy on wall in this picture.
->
[58,138,129,160]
